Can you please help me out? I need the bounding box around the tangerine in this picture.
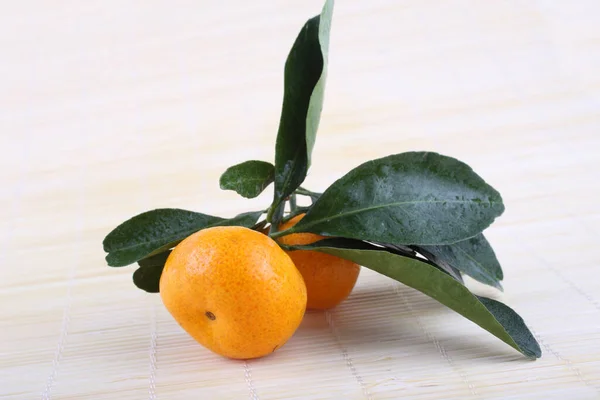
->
[160,226,307,359]
[278,214,360,310]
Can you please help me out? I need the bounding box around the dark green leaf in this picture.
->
[219,160,275,199]
[138,250,171,268]
[280,152,504,245]
[370,241,464,283]
[268,201,286,235]
[290,238,540,359]
[370,242,416,257]
[135,248,173,293]
[252,219,268,232]
[133,265,163,293]
[416,233,503,290]
[476,296,539,356]
[295,186,322,202]
[271,0,334,213]
[104,209,262,267]
[442,263,464,283]
[409,246,466,283]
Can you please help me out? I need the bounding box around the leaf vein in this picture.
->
[300,199,503,230]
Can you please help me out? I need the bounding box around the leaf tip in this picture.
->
[523,341,542,359]
[105,252,129,268]
[493,280,504,292]
[105,252,115,266]
[102,228,118,252]
[132,266,161,293]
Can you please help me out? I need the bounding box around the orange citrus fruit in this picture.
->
[160,226,307,359]
[278,214,360,310]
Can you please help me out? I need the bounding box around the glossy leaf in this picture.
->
[416,233,503,290]
[135,249,172,293]
[133,265,163,293]
[370,241,464,283]
[295,186,322,202]
[219,160,275,199]
[252,219,268,233]
[291,238,540,359]
[370,242,416,257]
[272,0,334,215]
[104,209,262,267]
[282,152,504,245]
[138,250,171,268]
[442,263,464,283]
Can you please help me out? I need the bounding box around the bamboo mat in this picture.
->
[2,0,600,399]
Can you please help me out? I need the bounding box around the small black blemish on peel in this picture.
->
[205,311,216,320]
[273,345,278,352]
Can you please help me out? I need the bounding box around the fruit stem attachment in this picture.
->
[267,201,285,235]
[269,227,295,239]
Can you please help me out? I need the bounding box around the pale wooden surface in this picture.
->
[2,0,600,399]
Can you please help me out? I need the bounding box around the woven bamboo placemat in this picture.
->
[2,1,599,398]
